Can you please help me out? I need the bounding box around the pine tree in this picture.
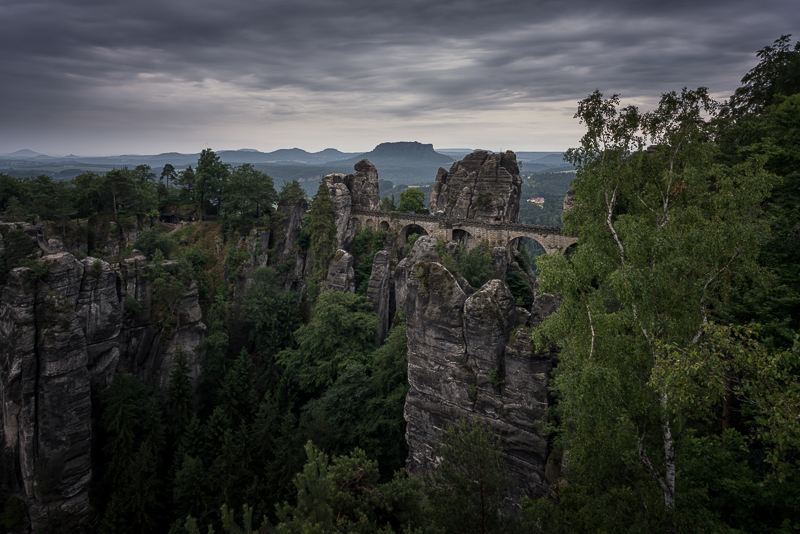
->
[306,182,338,278]
[427,418,512,534]
[218,348,258,425]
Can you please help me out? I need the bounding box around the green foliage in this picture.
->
[488,368,502,388]
[17,258,49,290]
[224,245,250,280]
[380,194,397,212]
[88,258,103,278]
[351,227,387,295]
[652,325,800,473]
[217,349,259,425]
[427,418,513,534]
[0,493,25,530]
[402,232,420,257]
[719,92,800,349]
[397,188,427,214]
[505,271,531,307]
[196,149,230,219]
[357,321,410,477]
[198,289,231,405]
[278,180,308,205]
[104,167,133,220]
[273,442,427,534]
[175,166,197,203]
[98,372,167,534]
[244,267,302,360]
[71,171,109,217]
[277,291,378,394]
[459,246,494,290]
[184,247,209,274]
[306,183,338,278]
[223,164,277,232]
[123,293,142,316]
[0,228,38,283]
[134,227,177,259]
[726,34,800,117]
[430,239,495,290]
[167,350,194,452]
[147,254,192,329]
[534,86,777,525]
[434,239,460,275]
[473,193,493,210]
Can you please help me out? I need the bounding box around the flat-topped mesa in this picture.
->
[429,151,522,223]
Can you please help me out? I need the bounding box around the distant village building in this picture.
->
[527,197,545,204]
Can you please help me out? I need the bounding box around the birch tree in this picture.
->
[534,89,773,528]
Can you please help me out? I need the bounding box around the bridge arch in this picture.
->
[348,209,575,255]
[507,236,546,267]
[505,232,548,254]
[452,228,478,251]
[399,223,428,247]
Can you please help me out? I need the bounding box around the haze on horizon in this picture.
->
[1,0,797,157]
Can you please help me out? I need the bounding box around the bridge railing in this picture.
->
[350,209,571,237]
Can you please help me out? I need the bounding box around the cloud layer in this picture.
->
[1,0,797,155]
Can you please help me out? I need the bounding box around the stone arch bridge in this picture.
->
[350,209,577,254]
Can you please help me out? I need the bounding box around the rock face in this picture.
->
[324,159,381,250]
[393,235,440,311]
[0,251,206,530]
[404,260,553,503]
[365,250,392,344]
[326,182,354,252]
[324,250,355,293]
[429,151,522,222]
[274,198,309,268]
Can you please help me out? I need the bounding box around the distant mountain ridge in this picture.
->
[338,141,455,167]
[0,147,362,166]
[0,143,571,185]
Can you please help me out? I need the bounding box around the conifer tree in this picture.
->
[306,182,338,278]
[427,418,512,534]
[218,348,258,425]
[168,350,194,461]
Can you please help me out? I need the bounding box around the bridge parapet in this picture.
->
[350,209,577,254]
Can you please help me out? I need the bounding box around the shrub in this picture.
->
[488,367,503,388]
[460,246,494,289]
[123,293,142,316]
[506,271,532,307]
[133,227,176,259]
[89,258,103,278]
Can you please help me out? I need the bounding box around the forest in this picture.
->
[0,35,798,533]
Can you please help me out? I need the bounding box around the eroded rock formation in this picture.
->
[324,159,381,250]
[403,256,554,503]
[429,151,522,222]
[365,250,392,344]
[0,250,206,530]
[324,250,355,293]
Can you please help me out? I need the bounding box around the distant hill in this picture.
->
[336,142,454,167]
[532,153,568,165]
[1,149,47,158]
[0,144,568,186]
[218,148,360,165]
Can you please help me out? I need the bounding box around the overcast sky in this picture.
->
[1,0,797,156]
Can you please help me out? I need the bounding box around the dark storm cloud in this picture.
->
[1,0,797,153]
